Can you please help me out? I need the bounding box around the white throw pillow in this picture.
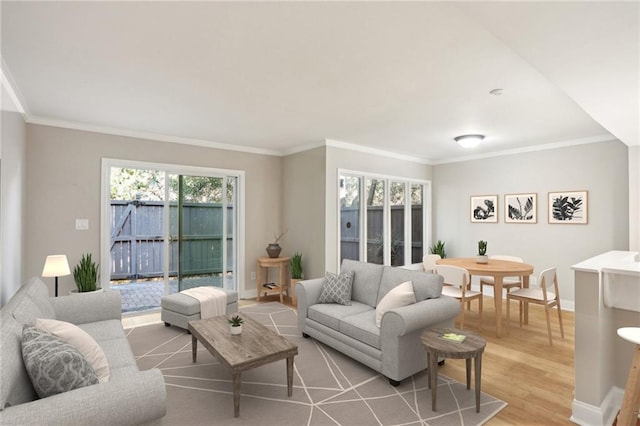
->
[34,318,110,382]
[375,281,416,328]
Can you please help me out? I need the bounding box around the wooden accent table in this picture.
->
[188,314,298,417]
[437,257,534,337]
[256,256,290,303]
[421,327,486,413]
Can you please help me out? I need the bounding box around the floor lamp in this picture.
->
[42,255,71,297]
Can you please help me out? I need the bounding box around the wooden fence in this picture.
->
[340,205,423,266]
[110,200,233,280]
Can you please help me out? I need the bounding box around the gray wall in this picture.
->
[1,84,26,306]
[282,147,326,281]
[25,124,282,297]
[324,146,434,273]
[433,139,629,306]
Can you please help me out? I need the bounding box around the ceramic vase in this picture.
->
[266,243,282,258]
[476,255,489,264]
[230,325,242,335]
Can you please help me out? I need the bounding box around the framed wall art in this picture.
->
[505,193,537,223]
[470,195,498,223]
[548,190,588,224]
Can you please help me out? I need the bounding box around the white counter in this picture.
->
[571,251,640,426]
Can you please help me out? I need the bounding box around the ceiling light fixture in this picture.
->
[454,134,485,149]
[489,88,503,96]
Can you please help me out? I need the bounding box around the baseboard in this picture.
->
[570,387,624,425]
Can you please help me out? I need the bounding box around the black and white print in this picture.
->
[505,193,537,223]
[470,195,498,223]
[548,190,588,224]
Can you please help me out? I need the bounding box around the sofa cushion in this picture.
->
[308,302,371,331]
[375,281,416,327]
[340,310,381,349]
[341,259,384,307]
[21,325,99,398]
[319,271,354,305]
[34,318,110,382]
[377,267,443,305]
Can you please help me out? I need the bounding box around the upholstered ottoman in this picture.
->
[161,289,238,330]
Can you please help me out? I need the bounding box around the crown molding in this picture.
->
[431,134,617,165]
[26,116,283,157]
[1,58,28,116]
[325,139,433,165]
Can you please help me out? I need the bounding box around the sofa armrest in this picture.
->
[0,369,166,425]
[381,295,461,337]
[295,278,324,332]
[50,290,122,324]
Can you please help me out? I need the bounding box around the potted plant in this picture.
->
[477,240,488,264]
[266,230,287,258]
[228,315,244,335]
[290,252,303,305]
[430,240,446,259]
[72,253,101,293]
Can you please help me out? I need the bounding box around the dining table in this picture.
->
[436,257,534,337]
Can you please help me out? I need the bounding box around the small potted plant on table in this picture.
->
[228,315,244,335]
[477,240,488,264]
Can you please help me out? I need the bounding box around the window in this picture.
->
[339,172,430,267]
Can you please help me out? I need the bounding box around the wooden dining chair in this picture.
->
[479,255,524,296]
[436,265,482,330]
[422,254,441,273]
[506,267,565,345]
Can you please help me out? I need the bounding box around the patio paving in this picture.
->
[111,277,234,314]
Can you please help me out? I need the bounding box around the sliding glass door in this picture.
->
[102,159,242,313]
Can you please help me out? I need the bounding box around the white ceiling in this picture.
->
[1,1,638,163]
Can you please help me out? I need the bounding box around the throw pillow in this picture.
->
[318,271,354,306]
[34,318,110,382]
[21,325,99,398]
[375,280,416,327]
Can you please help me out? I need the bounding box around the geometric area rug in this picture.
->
[126,302,507,425]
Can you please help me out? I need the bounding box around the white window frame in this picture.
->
[100,158,245,298]
[337,169,431,268]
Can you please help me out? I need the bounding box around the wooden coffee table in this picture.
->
[421,327,486,413]
[188,314,298,417]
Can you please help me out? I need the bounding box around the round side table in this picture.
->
[421,327,486,413]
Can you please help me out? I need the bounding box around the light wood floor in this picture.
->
[256,293,575,425]
[438,296,574,425]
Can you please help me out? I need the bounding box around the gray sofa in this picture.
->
[0,278,167,425]
[296,259,461,385]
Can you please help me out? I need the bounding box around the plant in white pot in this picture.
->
[289,252,303,306]
[477,240,488,264]
[228,315,244,335]
[72,253,101,293]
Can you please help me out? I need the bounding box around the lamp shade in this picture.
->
[454,134,484,149]
[42,255,71,277]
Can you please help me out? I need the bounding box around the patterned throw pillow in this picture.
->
[318,271,354,305]
[33,318,110,382]
[21,325,99,398]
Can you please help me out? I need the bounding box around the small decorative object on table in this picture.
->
[266,230,287,258]
[228,315,244,335]
[441,332,466,343]
[476,240,488,264]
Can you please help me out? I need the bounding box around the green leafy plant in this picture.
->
[228,315,244,327]
[478,240,487,256]
[290,252,303,279]
[430,240,446,259]
[73,253,99,292]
